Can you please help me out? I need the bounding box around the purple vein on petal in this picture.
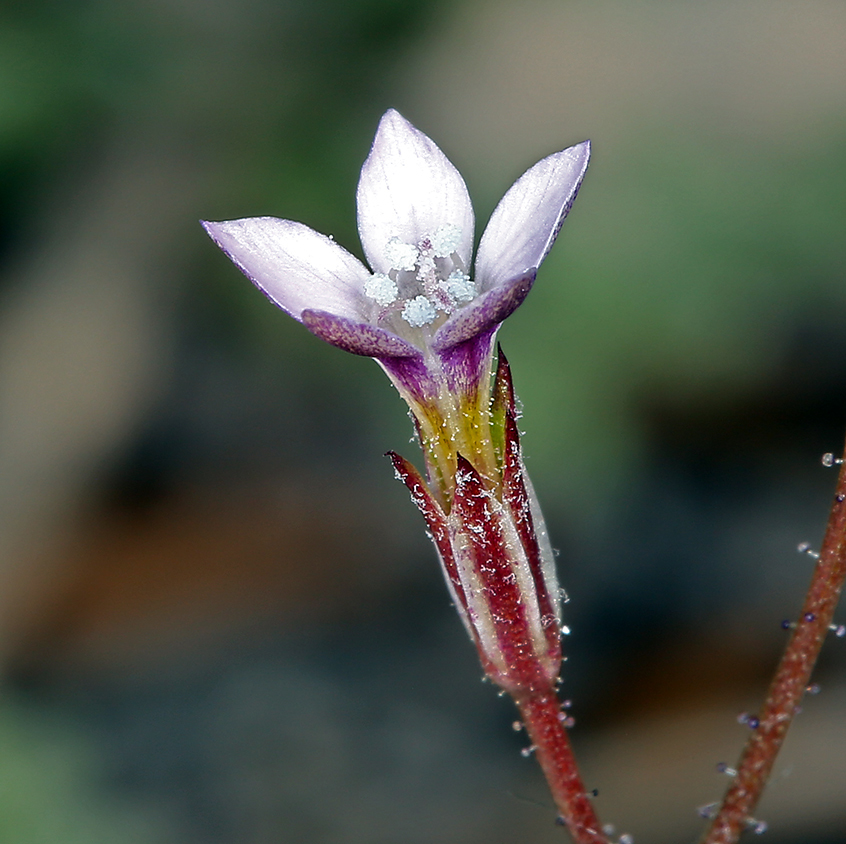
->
[301,310,421,358]
[432,271,536,352]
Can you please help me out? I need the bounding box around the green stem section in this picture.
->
[516,690,610,844]
[700,437,846,844]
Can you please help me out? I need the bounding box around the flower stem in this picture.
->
[700,436,846,844]
[516,690,610,844]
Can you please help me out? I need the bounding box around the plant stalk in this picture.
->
[516,690,610,844]
[700,436,846,844]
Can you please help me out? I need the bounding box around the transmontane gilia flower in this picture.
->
[203,109,589,696]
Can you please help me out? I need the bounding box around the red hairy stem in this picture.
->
[701,437,846,844]
[516,690,609,844]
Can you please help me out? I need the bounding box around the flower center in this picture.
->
[364,225,477,330]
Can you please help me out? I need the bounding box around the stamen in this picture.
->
[377,229,476,329]
[384,237,418,271]
[441,270,476,306]
[364,273,398,306]
[430,223,462,257]
[402,295,437,327]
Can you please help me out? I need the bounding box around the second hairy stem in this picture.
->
[701,439,846,844]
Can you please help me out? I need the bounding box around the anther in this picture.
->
[441,271,475,306]
[716,762,737,776]
[829,623,846,637]
[821,452,843,467]
[401,295,437,327]
[364,273,399,307]
[512,720,523,731]
[561,625,572,636]
[561,699,573,709]
[384,236,418,271]
[429,223,462,257]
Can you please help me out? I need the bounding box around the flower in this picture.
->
[203,109,589,695]
[203,109,588,499]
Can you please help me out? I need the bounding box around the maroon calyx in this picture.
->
[452,453,546,693]
[502,409,561,662]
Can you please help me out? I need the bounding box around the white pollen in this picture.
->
[442,270,476,305]
[402,295,437,327]
[364,273,398,307]
[384,237,418,271]
[430,223,462,257]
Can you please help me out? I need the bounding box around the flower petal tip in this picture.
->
[357,109,474,276]
[475,140,590,289]
[377,107,411,132]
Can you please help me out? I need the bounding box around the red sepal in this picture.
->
[493,345,516,416]
[453,453,546,692]
[502,410,561,661]
[386,451,469,617]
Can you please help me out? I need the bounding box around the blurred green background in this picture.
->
[0,0,845,842]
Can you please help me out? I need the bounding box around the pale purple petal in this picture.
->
[203,218,371,321]
[357,109,474,275]
[377,326,495,415]
[377,355,435,410]
[436,326,498,399]
[301,309,420,358]
[474,141,590,291]
[431,271,535,351]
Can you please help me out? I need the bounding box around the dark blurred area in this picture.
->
[0,1,845,842]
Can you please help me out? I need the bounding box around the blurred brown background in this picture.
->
[0,1,845,842]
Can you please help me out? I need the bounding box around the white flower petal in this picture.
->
[475,141,590,291]
[203,217,371,321]
[357,109,474,275]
